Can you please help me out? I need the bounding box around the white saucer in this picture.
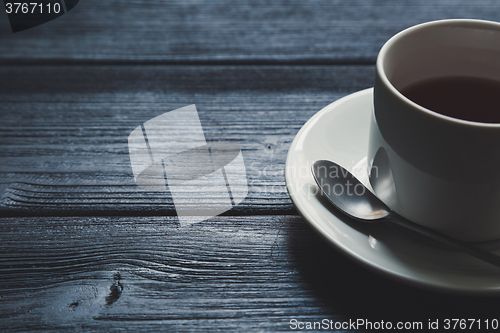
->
[285,88,500,295]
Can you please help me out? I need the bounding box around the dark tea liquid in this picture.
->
[400,76,500,123]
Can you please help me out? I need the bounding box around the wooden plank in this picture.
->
[1,215,499,331]
[0,64,374,216]
[1,0,499,62]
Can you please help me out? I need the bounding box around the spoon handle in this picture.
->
[386,214,500,269]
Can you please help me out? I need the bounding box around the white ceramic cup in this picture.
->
[368,19,500,242]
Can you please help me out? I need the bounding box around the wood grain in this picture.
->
[1,215,499,331]
[0,64,374,217]
[1,0,499,63]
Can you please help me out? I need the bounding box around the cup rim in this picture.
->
[377,19,500,128]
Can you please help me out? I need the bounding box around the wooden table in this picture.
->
[1,1,500,331]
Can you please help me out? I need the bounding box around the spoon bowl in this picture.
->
[312,159,500,269]
[312,160,389,221]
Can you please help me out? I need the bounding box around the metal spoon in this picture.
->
[312,159,500,269]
